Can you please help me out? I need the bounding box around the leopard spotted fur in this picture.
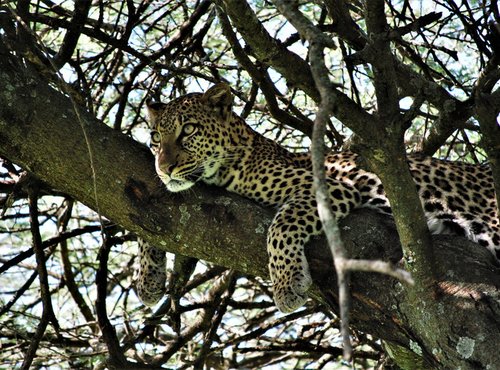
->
[138,83,499,312]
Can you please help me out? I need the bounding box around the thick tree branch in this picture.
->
[365,0,399,121]
[360,2,437,290]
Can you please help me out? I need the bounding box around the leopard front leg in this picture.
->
[267,196,320,313]
[136,239,167,306]
[267,182,360,313]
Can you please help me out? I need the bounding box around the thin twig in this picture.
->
[58,199,98,332]
[95,238,128,366]
[341,259,413,285]
[21,181,60,370]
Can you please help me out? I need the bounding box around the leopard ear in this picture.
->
[146,99,166,127]
[201,83,233,121]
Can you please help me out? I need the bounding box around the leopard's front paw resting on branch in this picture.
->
[270,262,313,313]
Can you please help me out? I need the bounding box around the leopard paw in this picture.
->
[136,240,167,306]
[136,275,166,306]
[272,271,312,313]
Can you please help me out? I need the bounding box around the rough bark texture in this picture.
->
[1,50,499,369]
[308,211,500,369]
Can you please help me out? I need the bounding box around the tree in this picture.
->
[0,1,499,369]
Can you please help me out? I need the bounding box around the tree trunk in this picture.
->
[0,50,498,369]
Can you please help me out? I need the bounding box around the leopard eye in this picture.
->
[150,130,161,146]
[182,124,196,136]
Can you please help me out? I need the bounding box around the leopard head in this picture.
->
[146,83,234,192]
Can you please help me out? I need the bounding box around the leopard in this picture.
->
[137,83,500,312]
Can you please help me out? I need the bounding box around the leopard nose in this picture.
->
[157,148,177,175]
[166,163,177,175]
[157,160,177,175]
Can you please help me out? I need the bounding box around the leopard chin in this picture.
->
[165,178,195,192]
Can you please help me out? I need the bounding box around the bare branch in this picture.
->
[21,181,60,370]
[51,0,92,69]
[58,199,98,332]
[216,6,315,137]
[340,259,413,285]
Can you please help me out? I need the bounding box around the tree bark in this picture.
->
[0,49,498,369]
